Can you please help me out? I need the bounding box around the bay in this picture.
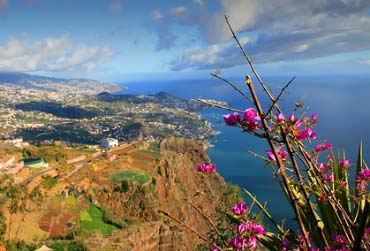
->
[118,75,370,224]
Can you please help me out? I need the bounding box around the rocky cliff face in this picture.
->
[86,136,227,251]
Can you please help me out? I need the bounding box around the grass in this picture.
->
[112,169,151,184]
[80,204,118,235]
[138,149,160,158]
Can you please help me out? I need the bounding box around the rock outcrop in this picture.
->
[86,136,227,251]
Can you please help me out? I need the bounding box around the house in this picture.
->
[0,156,15,170]
[101,138,118,149]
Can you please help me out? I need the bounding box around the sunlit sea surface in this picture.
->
[117,75,370,224]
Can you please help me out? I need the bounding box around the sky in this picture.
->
[0,0,370,82]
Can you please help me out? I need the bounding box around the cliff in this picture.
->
[85,136,227,251]
[0,137,229,251]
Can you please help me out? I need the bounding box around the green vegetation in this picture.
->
[80,204,118,235]
[49,240,87,251]
[112,169,151,184]
[40,175,57,189]
[138,149,160,158]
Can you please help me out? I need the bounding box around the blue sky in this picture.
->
[0,0,370,82]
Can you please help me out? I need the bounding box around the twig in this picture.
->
[159,210,226,251]
[265,76,295,116]
[210,73,254,104]
[196,98,243,113]
[184,199,221,236]
[224,15,276,104]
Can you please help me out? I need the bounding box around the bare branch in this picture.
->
[196,98,243,113]
[265,76,296,116]
[159,210,226,251]
[210,73,254,104]
[224,15,276,103]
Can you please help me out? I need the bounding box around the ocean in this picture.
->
[117,75,370,224]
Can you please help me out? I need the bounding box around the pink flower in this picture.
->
[237,223,246,233]
[247,221,265,236]
[247,236,257,248]
[310,132,317,139]
[210,247,220,251]
[311,113,319,124]
[356,169,370,181]
[277,113,285,123]
[326,173,333,182]
[315,145,323,152]
[324,143,332,149]
[296,130,309,140]
[318,163,325,173]
[197,163,216,173]
[266,147,288,161]
[340,181,347,187]
[331,233,348,245]
[363,228,370,239]
[289,114,295,122]
[243,108,259,122]
[340,160,350,168]
[230,236,247,249]
[319,194,328,202]
[223,112,241,126]
[357,182,365,189]
[231,202,247,216]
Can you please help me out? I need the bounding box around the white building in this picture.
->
[101,138,118,149]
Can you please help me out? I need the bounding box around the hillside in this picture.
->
[0,72,123,94]
[0,136,236,251]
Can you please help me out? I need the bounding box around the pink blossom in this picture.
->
[223,112,241,126]
[310,132,317,139]
[356,169,370,181]
[197,163,216,173]
[319,194,328,202]
[315,145,323,152]
[246,221,265,236]
[231,202,247,216]
[289,114,295,122]
[296,130,309,140]
[241,108,260,130]
[324,143,332,149]
[331,233,348,245]
[210,247,220,251]
[363,228,370,239]
[326,173,333,182]
[277,113,285,123]
[247,236,257,248]
[243,108,259,122]
[319,163,325,173]
[311,113,319,124]
[266,147,288,161]
[237,223,246,233]
[357,182,365,189]
[340,160,350,168]
[340,181,347,187]
[230,236,247,249]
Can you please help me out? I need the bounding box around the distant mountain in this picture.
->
[97,91,208,111]
[0,71,124,94]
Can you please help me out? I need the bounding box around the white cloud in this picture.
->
[170,6,187,16]
[0,37,113,72]
[193,0,205,7]
[0,0,7,12]
[152,10,164,20]
[170,0,370,70]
